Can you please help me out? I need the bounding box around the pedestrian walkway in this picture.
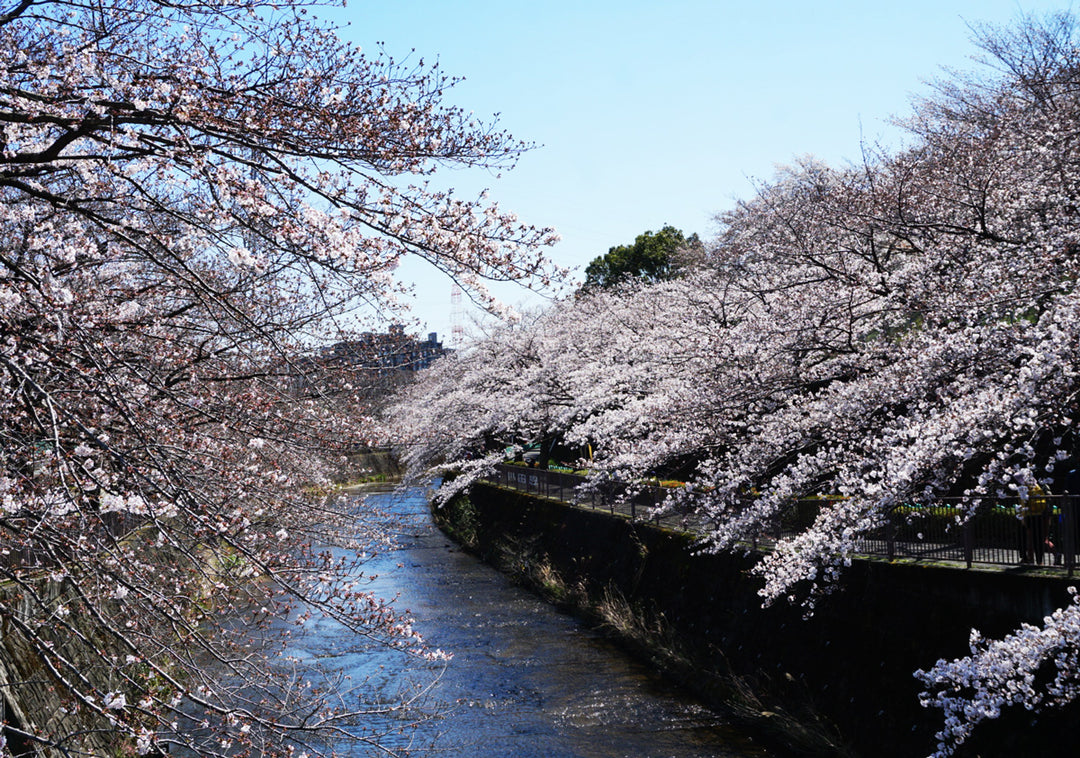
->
[485,464,1079,576]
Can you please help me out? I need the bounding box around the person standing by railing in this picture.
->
[1020,484,1051,565]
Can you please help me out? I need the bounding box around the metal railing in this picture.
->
[486,464,1080,575]
[487,464,691,524]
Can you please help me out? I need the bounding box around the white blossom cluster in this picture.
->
[916,588,1080,757]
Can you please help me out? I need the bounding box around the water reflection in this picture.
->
[293,485,772,757]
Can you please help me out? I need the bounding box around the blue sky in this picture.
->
[333,0,1074,342]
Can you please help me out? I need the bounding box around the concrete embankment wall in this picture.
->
[338,446,401,483]
[0,580,122,757]
[441,482,1080,758]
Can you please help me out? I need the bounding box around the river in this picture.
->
[287,485,775,757]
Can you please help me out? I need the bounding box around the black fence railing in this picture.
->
[487,464,696,525]
[486,464,1080,576]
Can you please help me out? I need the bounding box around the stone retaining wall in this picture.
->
[0,579,121,757]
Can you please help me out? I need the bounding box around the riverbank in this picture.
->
[434,482,1080,758]
[336,446,402,484]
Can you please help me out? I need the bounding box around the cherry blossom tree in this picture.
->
[0,0,558,753]
[394,12,1080,756]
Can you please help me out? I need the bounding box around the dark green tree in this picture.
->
[580,225,702,291]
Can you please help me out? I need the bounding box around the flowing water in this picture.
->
[288,485,775,757]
